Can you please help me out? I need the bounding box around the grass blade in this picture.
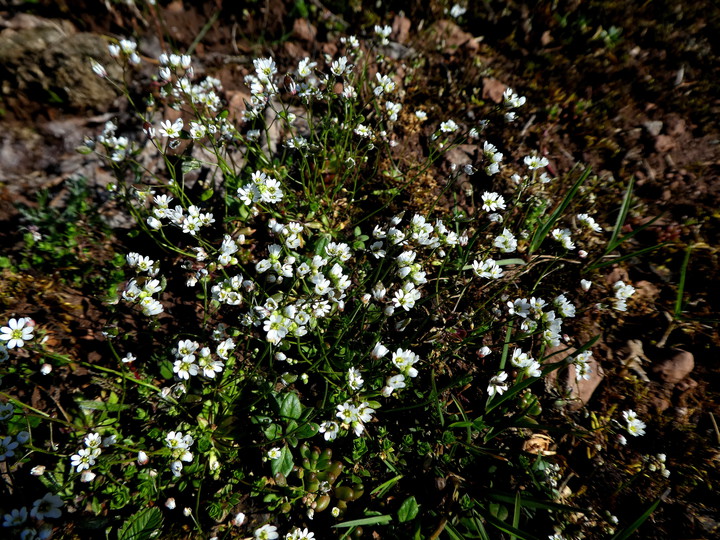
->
[608,176,635,250]
[530,167,592,253]
[333,515,392,528]
[674,245,693,318]
[610,489,668,540]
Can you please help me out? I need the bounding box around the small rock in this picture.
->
[292,18,317,42]
[392,15,411,44]
[544,346,604,410]
[652,349,694,384]
[482,78,506,103]
[642,120,663,137]
[655,134,676,153]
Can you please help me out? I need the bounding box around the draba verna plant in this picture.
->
[0,23,670,540]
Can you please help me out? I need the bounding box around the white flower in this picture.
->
[165,498,176,509]
[70,448,99,472]
[318,421,339,441]
[267,447,282,460]
[440,119,459,133]
[255,524,279,540]
[580,279,592,292]
[159,118,183,138]
[233,512,246,526]
[551,228,575,250]
[0,318,34,349]
[481,192,506,212]
[576,213,602,233]
[622,409,646,437]
[493,228,518,253]
[487,372,509,397]
[524,153,549,170]
[347,367,364,391]
[449,4,467,18]
[472,259,503,279]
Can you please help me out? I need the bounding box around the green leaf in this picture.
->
[118,507,164,540]
[397,496,419,523]
[279,392,302,420]
[200,188,214,202]
[270,445,294,477]
[333,515,393,528]
[181,159,203,175]
[608,176,635,250]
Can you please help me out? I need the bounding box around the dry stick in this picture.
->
[709,412,720,446]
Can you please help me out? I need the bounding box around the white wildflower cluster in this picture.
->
[0,318,34,349]
[622,409,646,437]
[502,87,526,122]
[146,193,216,235]
[373,72,396,97]
[172,338,228,380]
[551,227,575,250]
[243,57,279,119]
[510,348,542,378]
[95,121,133,162]
[472,258,504,279]
[367,214,461,317]
[335,400,376,436]
[483,141,504,175]
[69,432,104,482]
[237,170,285,207]
[108,38,141,65]
[613,280,636,311]
[123,253,164,316]
[374,24,392,45]
[507,293,576,348]
[493,228,517,252]
[644,453,670,478]
[573,350,593,381]
[383,347,419,396]
[165,430,195,477]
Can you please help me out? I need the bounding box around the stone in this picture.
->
[652,349,694,384]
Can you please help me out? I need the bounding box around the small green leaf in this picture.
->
[279,392,302,420]
[270,445,294,477]
[398,496,419,523]
[200,188,214,201]
[118,507,164,540]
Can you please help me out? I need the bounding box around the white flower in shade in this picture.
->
[30,493,63,520]
[1,318,34,349]
[449,4,467,18]
[233,512,246,526]
[487,372,509,397]
[551,228,575,250]
[318,421,339,441]
[580,279,592,291]
[576,213,602,233]
[503,87,526,109]
[267,447,282,460]
[165,498,176,510]
[3,507,27,527]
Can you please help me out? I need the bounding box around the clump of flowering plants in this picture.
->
[0,26,666,540]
